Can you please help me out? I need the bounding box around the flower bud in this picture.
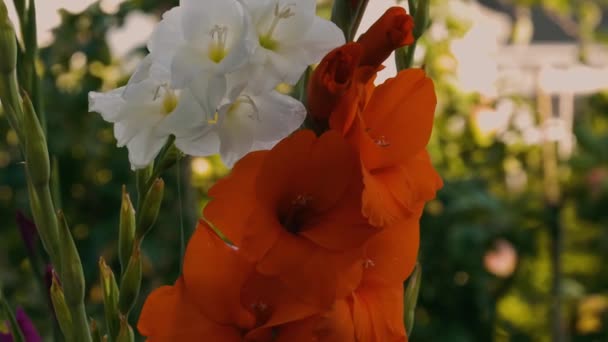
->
[154,142,183,176]
[118,245,142,315]
[23,93,50,187]
[119,186,136,273]
[357,6,414,68]
[50,271,73,340]
[0,1,17,74]
[413,0,430,39]
[116,315,134,342]
[99,257,120,340]
[404,262,422,335]
[136,178,164,239]
[307,43,363,123]
[56,211,85,307]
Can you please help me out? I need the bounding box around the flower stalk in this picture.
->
[396,0,430,70]
[331,0,370,41]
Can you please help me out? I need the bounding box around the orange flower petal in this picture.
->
[183,223,256,329]
[256,232,363,309]
[255,130,358,212]
[361,164,407,228]
[358,69,436,170]
[362,151,443,227]
[351,278,408,342]
[241,272,320,330]
[300,185,377,252]
[138,278,243,341]
[204,150,267,245]
[357,7,415,68]
[274,299,355,342]
[363,217,420,284]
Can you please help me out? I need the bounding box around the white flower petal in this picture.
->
[189,72,228,119]
[218,115,255,168]
[125,127,168,170]
[175,128,221,157]
[171,46,213,88]
[88,88,125,122]
[252,91,306,142]
[148,7,184,70]
[157,90,204,137]
[296,16,345,62]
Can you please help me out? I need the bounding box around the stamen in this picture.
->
[374,136,390,147]
[209,25,229,63]
[207,112,219,124]
[363,259,376,269]
[259,3,296,50]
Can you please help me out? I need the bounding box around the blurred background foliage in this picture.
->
[0,0,607,341]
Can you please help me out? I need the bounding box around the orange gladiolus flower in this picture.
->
[205,130,378,308]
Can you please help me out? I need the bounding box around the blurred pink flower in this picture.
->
[484,239,518,278]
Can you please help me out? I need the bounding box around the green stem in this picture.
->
[69,303,93,342]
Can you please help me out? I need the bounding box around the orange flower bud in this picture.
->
[307,43,363,123]
[357,6,414,68]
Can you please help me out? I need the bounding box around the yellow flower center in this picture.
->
[208,25,229,63]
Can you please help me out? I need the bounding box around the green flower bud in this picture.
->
[119,185,136,273]
[0,1,17,74]
[116,315,134,342]
[136,178,164,239]
[404,262,422,336]
[56,211,85,307]
[154,142,183,176]
[118,245,142,315]
[23,93,50,187]
[99,257,120,340]
[413,0,430,39]
[50,272,73,340]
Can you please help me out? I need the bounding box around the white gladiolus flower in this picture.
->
[89,57,188,170]
[148,0,256,118]
[90,0,333,170]
[242,0,345,91]
[172,90,306,167]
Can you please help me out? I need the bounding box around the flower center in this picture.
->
[208,25,229,63]
[280,194,312,234]
[259,3,296,51]
[154,85,179,115]
[226,95,259,121]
